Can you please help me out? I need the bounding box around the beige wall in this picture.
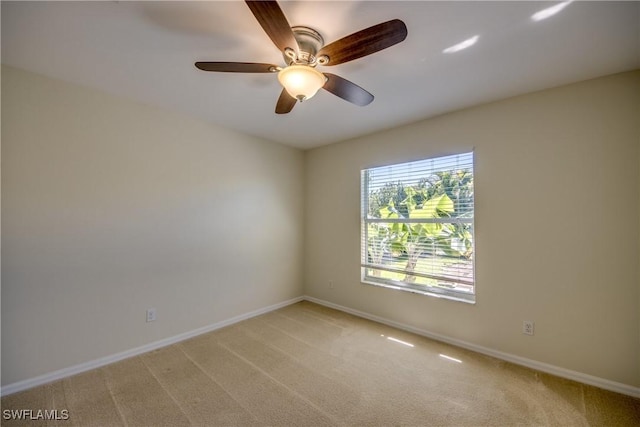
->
[305,71,640,387]
[1,66,305,385]
[2,65,639,391]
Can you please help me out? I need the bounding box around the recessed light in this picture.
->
[531,1,572,22]
[442,35,479,54]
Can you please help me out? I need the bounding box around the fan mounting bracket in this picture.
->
[284,26,328,66]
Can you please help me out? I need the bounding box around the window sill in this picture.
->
[361,279,476,304]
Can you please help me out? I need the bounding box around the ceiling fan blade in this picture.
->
[245,1,299,56]
[318,19,407,66]
[195,62,278,73]
[275,88,296,114]
[323,73,374,106]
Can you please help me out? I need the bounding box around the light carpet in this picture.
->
[2,301,639,426]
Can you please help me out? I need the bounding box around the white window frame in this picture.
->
[360,152,476,303]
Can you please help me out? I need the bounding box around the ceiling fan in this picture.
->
[195,0,408,114]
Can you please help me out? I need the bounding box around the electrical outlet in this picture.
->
[146,308,157,322]
[523,320,534,335]
[329,281,334,289]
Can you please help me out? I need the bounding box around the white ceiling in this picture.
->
[2,1,639,149]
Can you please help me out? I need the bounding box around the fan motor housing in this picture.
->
[285,26,327,66]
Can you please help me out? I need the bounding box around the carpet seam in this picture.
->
[216,341,343,427]
[50,382,73,427]
[254,315,331,358]
[101,367,129,427]
[176,343,263,426]
[285,303,349,330]
[234,321,358,396]
[139,354,196,426]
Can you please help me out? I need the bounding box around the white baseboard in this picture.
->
[4,294,638,399]
[1,296,304,397]
[304,295,640,399]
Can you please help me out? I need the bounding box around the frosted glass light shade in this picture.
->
[277,65,326,101]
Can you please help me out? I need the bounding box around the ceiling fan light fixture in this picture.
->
[277,65,326,102]
[195,2,408,113]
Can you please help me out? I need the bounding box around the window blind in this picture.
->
[361,152,475,302]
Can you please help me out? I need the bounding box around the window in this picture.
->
[361,152,475,303]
